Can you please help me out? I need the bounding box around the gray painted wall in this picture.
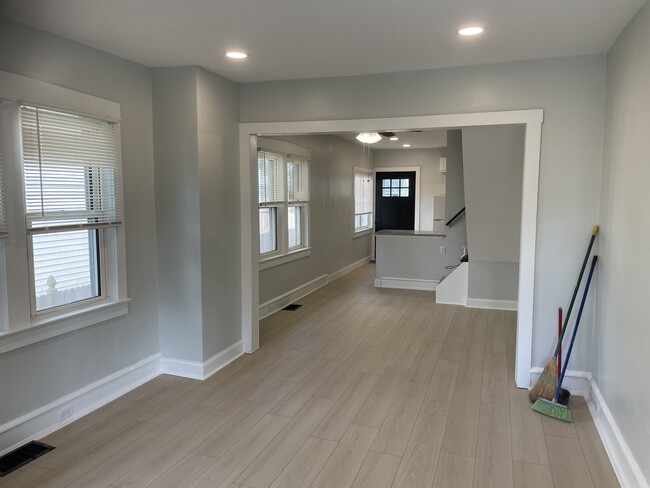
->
[259,135,373,305]
[240,58,606,370]
[442,130,468,274]
[153,67,203,362]
[373,148,446,232]
[153,66,241,362]
[0,17,160,424]
[597,1,650,480]
[196,68,241,359]
[462,125,524,302]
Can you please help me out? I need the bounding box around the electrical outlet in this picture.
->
[58,404,74,422]
[439,246,446,255]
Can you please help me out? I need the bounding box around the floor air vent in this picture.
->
[282,303,303,311]
[0,441,55,477]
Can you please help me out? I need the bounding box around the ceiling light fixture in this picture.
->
[356,132,382,144]
[390,137,399,141]
[402,144,411,148]
[457,26,485,37]
[226,51,248,59]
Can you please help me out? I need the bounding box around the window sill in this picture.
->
[259,247,312,271]
[0,298,131,355]
[354,229,374,238]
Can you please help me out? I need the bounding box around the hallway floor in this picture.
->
[3,264,619,488]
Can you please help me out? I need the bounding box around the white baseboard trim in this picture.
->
[588,379,649,488]
[259,275,329,320]
[258,256,372,319]
[529,367,592,398]
[328,256,372,283]
[161,340,244,381]
[466,298,518,311]
[0,353,161,456]
[374,277,439,291]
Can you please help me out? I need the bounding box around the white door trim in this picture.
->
[373,166,421,231]
[239,109,543,388]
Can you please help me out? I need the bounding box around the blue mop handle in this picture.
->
[553,255,598,402]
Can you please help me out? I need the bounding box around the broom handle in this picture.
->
[554,255,598,402]
[552,225,599,358]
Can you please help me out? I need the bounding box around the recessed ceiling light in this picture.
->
[457,26,485,37]
[356,132,382,144]
[226,51,248,59]
[390,137,399,141]
[402,144,411,148]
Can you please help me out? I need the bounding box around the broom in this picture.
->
[529,225,599,402]
[533,255,598,422]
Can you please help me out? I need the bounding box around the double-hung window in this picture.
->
[258,149,310,265]
[354,167,374,234]
[20,106,123,315]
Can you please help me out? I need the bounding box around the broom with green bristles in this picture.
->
[533,255,598,422]
[529,225,599,403]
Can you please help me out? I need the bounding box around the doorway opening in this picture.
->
[239,109,543,388]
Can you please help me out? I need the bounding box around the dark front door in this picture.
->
[375,171,416,231]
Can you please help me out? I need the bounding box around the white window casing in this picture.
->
[0,71,129,353]
[354,167,374,235]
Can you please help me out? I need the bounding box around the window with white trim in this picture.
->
[354,167,374,233]
[258,149,309,259]
[20,105,123,315]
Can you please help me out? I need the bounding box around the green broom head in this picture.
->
[531,398,572,423]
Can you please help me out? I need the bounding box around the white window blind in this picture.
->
[20,105,123,233]
[0,106,7,237]
[258,150,285,206]
[355,169,374,215]
[287,157,309,203]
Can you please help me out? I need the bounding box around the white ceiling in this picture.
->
[1,0,645,83]
[338,130,447,150]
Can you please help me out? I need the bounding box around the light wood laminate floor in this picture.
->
[2,264,619,488]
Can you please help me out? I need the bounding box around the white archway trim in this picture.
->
[239,109,543,388]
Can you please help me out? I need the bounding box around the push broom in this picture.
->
[532,255,598,422]
[529,225,599,402]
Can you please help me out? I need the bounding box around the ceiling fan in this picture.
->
[356,130,422,144]
[377,130,422,138]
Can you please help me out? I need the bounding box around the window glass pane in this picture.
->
[32,229,100,312]
[391,179,400,187]
[288,205,302,248]
[382,188,390,197]
[382,179,391,188]
[259,207,277,254]
[400,188,409,197]
[391,188,400,197]
[400,179,409,188]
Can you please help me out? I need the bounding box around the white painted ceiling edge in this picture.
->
[0,0,645,82]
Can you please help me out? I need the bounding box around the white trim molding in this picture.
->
[588,380,650,488]
[328,256,372,283]
[374,277,439,291]
[529,367,592,398]
[160,341,244,380]
[259,274,328,320]
[259,256,372,319]
[466,298,518,311]
[0,353,161,456]
[240,109,544,388]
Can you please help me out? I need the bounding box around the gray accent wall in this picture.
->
[240,55,606,370]
[258,135,372,305]
[597,1,650,480]
[153,66,241,362]
[462,125,524,302]
[0,17,160,425]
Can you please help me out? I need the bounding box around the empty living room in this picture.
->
[0,1,648,487]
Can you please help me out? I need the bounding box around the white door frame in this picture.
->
[239,109,543,388]
[373,166,421,231]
